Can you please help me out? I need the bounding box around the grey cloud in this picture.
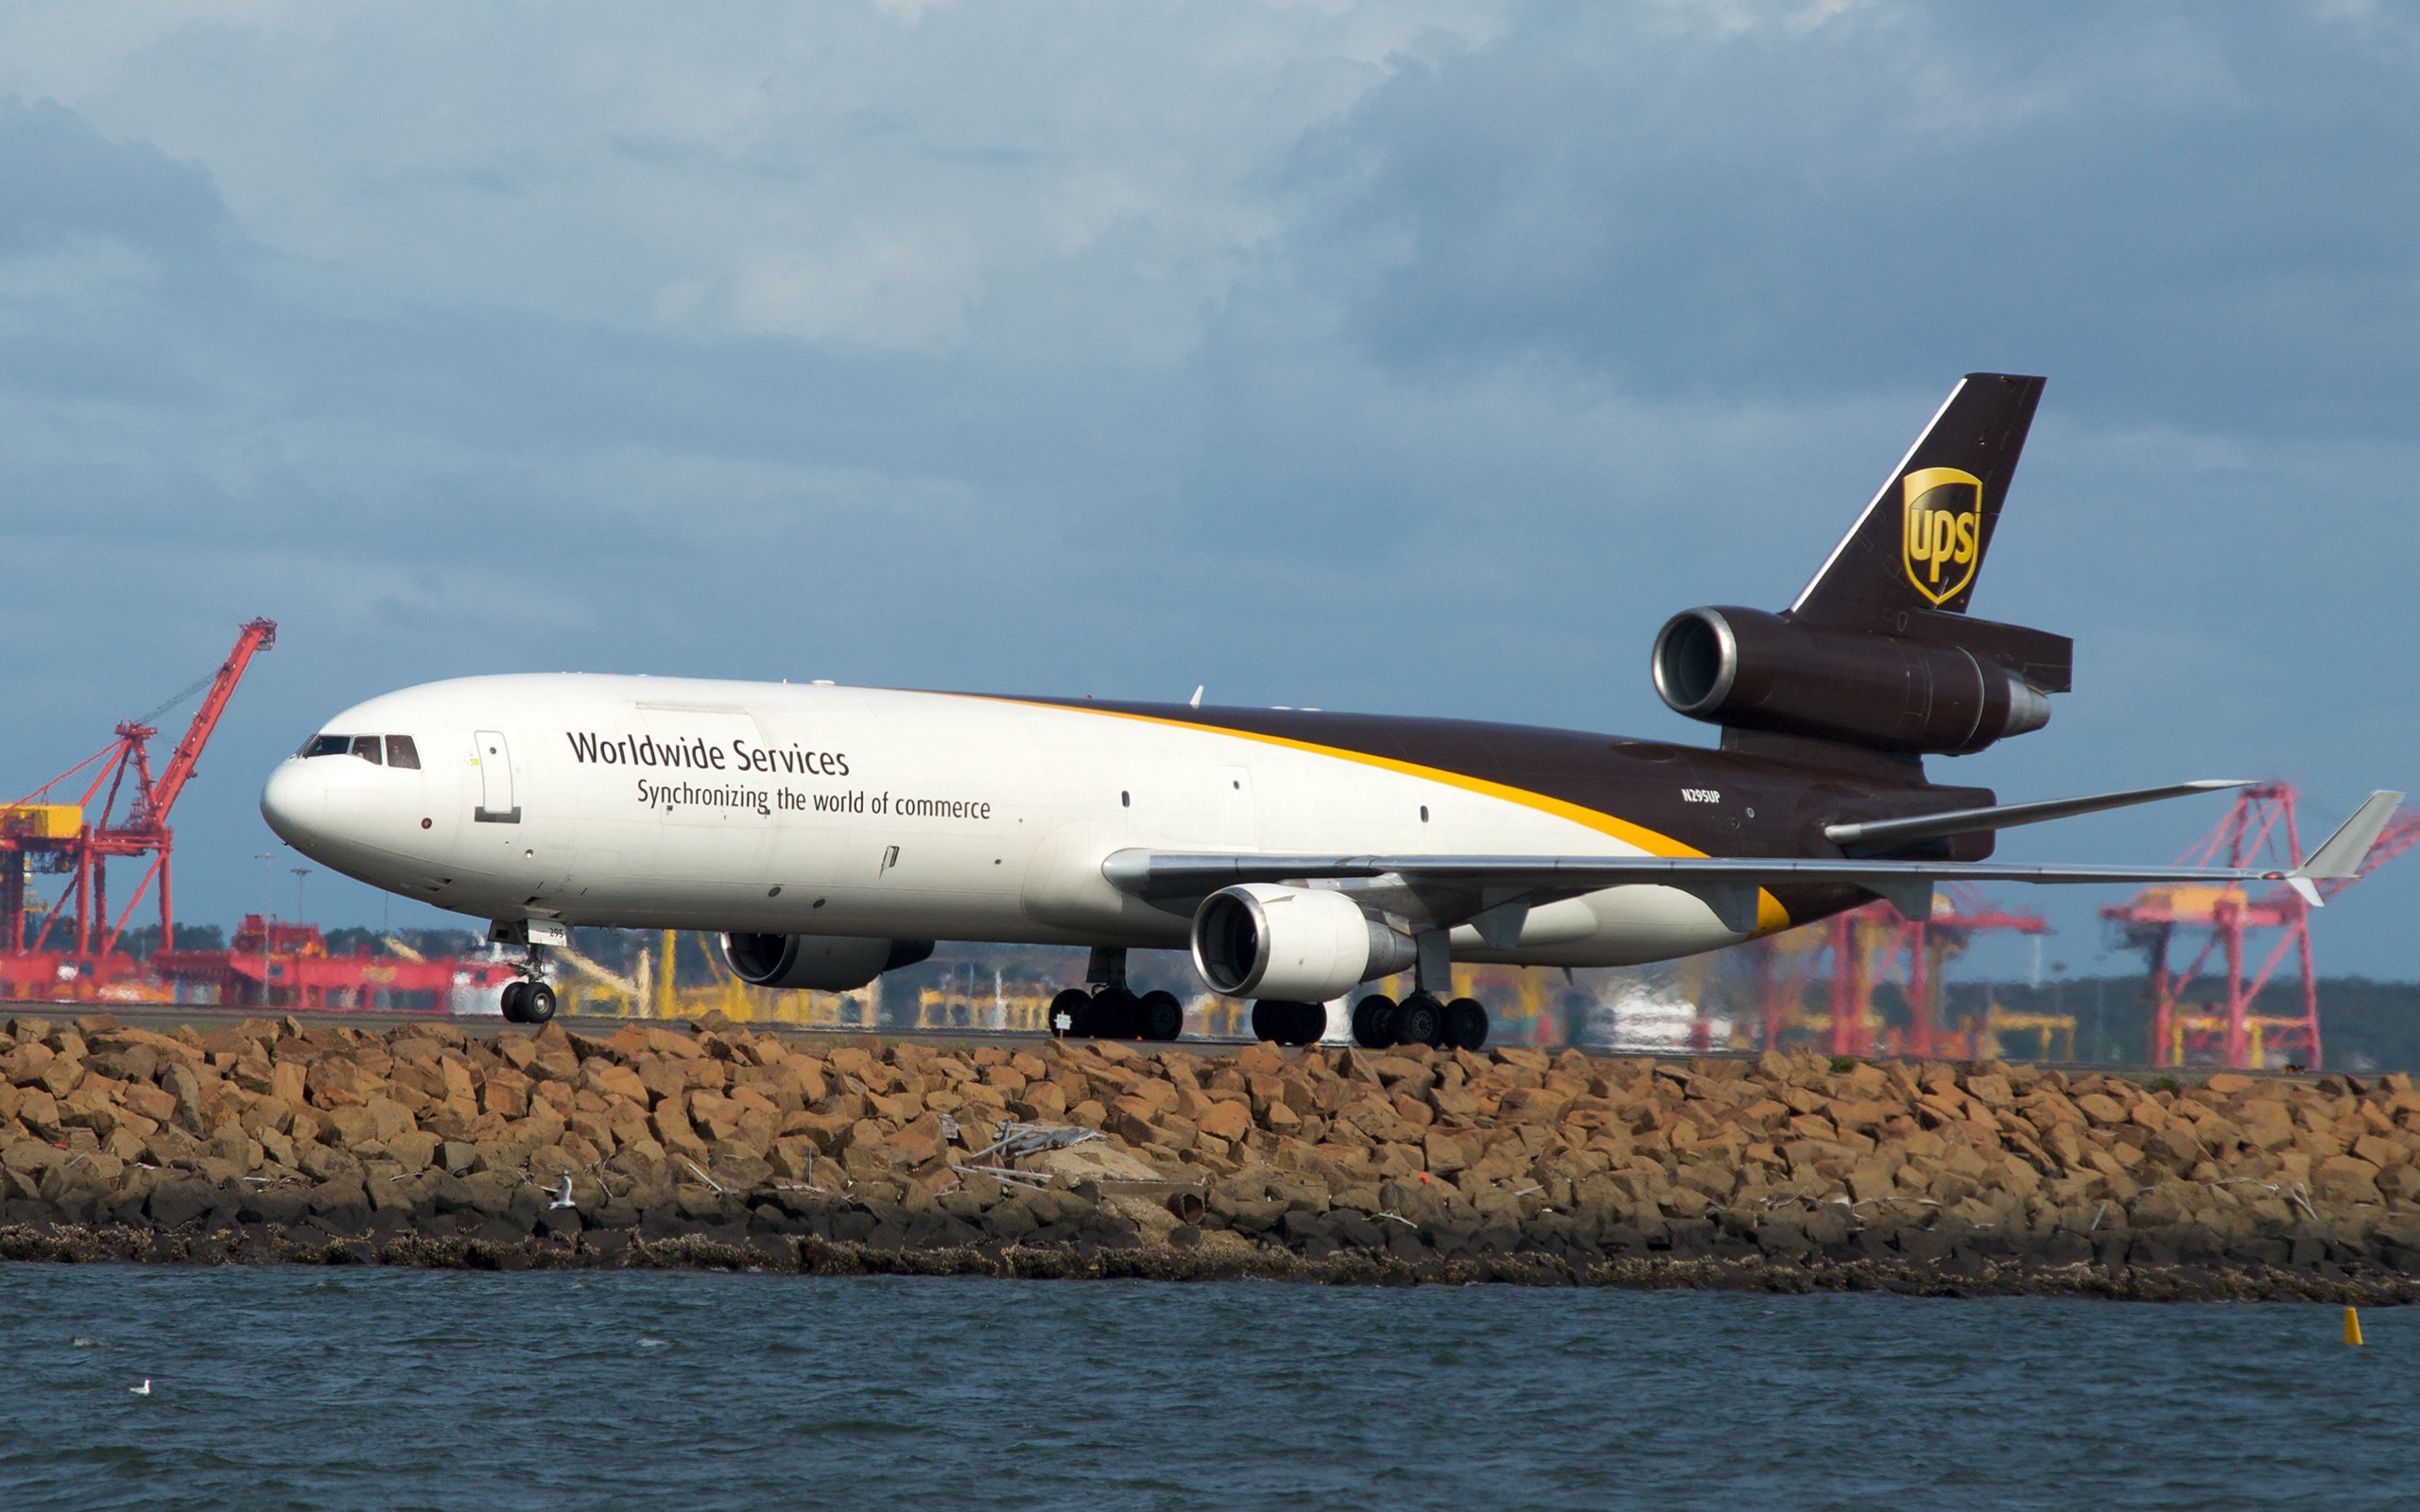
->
[1292,5,2420,434]
[0,94,224,254]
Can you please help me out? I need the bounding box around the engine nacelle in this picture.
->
[1191,884,1416,1002]
[720,933,935,991]
[1651,606,2051,755]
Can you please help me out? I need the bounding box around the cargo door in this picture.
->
[474,730,519,823]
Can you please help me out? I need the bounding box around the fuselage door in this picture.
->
[474,730,520,824]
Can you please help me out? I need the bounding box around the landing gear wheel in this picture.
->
[1049,987,1092,1037]
[1138,989,1184,1041]
[1352,995,1398,1049]
[1253,1000,1318,1045]
[1092,987,1140,1040]
[1393,992,1444,1049]
[520,982,557,1024]
[1288,1001,1327,1045]
[1443,996,1489,1051]
[500,980,529,1023]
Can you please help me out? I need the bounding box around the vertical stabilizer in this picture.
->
[1790,373,2045,633]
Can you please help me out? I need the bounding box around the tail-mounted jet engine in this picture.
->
[721,934,935,992]
[1192,884,1417,1003]
[1651,606,2053,756]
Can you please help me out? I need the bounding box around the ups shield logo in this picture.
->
[1901,466,1983,606]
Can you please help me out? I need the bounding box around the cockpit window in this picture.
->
[301,732,420,765]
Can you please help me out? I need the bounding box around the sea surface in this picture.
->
[0,1263,2411,1511]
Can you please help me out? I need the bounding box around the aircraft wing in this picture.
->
[1102,789,2404,935]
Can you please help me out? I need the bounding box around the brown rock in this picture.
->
[481,1075,528,1120]
[161,1063,206,1130]
[869,1090,924,1122]
[119,1081,179,1125]
[2313,1154,2382,1205]
[1842,1161,1895,1203]
[580,1060,648,1105]
[1236,1043,1284,1076]
[774,1058,829,1106]
[1423,1129,1476,1176]
[1197,1100,1252,1143]
[2353,1133,2406,1171]
[1964,1074,2014,1109]
[1107,1095,1163,1145]
[297,1142,362,1183]
[650,1107,710,1163]
[35,1053,84,1100]
[2147,1125,2205,1172]
[386,1129,441,1173]
[2074,1092,2125,1125]
[2238,1101,2296,1150]
[1499,1087,1573,1123]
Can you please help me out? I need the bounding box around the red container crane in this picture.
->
[2100,782,2418,1070]
[2,619,277,974]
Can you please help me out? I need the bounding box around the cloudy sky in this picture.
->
[2,1,2414,977]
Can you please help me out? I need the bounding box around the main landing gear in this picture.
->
[1050,948,1185,1042]
[1246,929,1491,1052]
[1347,991,1488,1051]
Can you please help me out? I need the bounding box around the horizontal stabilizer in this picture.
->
[1824,780,2252,850]
[2294,791,2406,882]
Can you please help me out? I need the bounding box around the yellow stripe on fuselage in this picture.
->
[980,696,1794,935]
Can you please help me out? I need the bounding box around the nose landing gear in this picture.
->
[487,919,563,1026]
[500,977,557,1024]
[493,932,557,1025]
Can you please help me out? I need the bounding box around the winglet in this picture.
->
[2292,791,2406,890]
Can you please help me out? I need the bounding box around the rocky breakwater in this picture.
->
[4,1011,2419,1299]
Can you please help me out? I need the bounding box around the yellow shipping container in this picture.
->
[0,804,82,840]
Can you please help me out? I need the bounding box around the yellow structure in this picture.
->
[1981,1004,2077,1062]
[0,804,81,839]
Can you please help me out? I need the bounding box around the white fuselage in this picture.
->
[260,674,1756,972]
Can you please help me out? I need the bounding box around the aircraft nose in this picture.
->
[259,760,327,851]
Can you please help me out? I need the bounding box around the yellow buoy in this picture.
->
[2344,1306,2364,1347]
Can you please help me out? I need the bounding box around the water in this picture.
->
[2,1265,2411,1511]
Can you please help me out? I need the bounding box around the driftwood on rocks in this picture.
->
[5,1011,2420,1299]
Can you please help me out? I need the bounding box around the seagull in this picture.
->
[549,1174,577,1211]
[130,1380,151,1396]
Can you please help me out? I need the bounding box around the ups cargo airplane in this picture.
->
[261,374,2399,1045]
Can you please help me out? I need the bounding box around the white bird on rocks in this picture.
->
[130,1380,151,1396]
[549,1174,576,1211]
